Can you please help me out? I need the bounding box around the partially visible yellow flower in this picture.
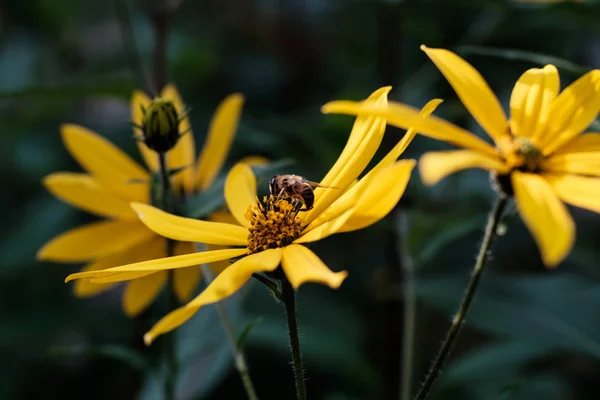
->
[323,45,600,268]
[65,89,442,345]
[38,84,245,316]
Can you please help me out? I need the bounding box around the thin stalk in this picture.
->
[201,265,259,400]
[415,195,507,400]
[158,153,177,400]
[251,273,282,301]
[281,279,307,400]
[398,212,416,400]
[114,0,153,94]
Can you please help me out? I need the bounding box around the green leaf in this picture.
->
[457,45,590,76]
[236,317,263,351]
[138,289,247,400]
[416,272,600,360]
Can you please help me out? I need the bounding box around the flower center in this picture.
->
[505,137,543,171]
[245,196,304,254]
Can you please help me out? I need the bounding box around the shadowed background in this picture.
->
[2,0,600,399]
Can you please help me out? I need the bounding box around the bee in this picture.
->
[268,174,338,211]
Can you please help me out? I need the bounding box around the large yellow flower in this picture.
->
[38,84,245,316]
[65,88,441,345]
[323,46,600,267]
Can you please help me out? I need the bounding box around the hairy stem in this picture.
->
[281,279,307,400]
[415,195,507,400]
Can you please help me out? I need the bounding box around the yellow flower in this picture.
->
[65,88,442,345]
[323,45,600,268]
[37,84,245,316]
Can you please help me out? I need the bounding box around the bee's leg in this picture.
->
[276,188,286,201]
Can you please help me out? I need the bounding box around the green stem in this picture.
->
[251,273,282,301]
[158,153,177,400]
[281,279,307,400]
[158,153,172,212]
[201,265,259,400]
[114,0,153,94]
[398,212,416,400]
[415,195,508,400]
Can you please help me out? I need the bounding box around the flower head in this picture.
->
[38,84,245,316]
[64,88,442,345]
[138,96,186,153]
[323,45,600,267]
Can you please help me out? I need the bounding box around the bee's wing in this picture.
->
[304,180,339,189]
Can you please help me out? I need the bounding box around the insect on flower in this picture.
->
[268,174,338,211]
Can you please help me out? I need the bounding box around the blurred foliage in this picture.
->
[2,0,600,399]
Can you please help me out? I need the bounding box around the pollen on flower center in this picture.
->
[244,196,304,254]
[506,137,543,171]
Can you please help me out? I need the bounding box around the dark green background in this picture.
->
[2,0,600,399]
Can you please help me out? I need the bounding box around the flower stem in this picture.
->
[158,153,177,400]
[398,212,416,400]
[158,153,172,212]
[201,265,259,400]
[414,194,507,400]
[281,279,307,400]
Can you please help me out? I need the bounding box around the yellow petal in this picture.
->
[322,99,499,158]
[296,208,356,244]
[422,45,507,144]
[306,99,443,233]
[196,94,245,191]
[143,248,282,345]
[339,160,415,232]
[281,244,347,289]
[419,150,510,185]
[61,124,149,202]
[38,219,154,262]
[132,202,248,246]
[509,65,559,140]
[239,155,270,167]
[65,248,248,284]
[74,261,119,298]
[204,243,232,275]
[43,173,139,220]
[224,163,255,228]
[552,133,600,155]
[206,212,241,274]
[307,87,391,224]
[131,90,157,172]
[172,241,202,302]
[208,210,240,225]
[73,237,165,298]
[543,173,600,214]
[542,70,600,154]
[123,271,168,316]
[375,99,444,168]
[541,152,600,176]
[511,171,574,267]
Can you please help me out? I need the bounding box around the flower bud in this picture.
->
[140,97,184,153]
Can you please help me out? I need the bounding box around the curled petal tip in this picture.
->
[143,333,154,346]
[329,271,349,289]
[426,98,444,109]
[420,44,429,51]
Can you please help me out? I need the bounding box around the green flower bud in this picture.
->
[140,97,184,153]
